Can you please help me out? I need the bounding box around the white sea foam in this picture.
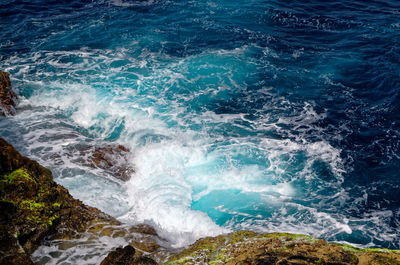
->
[30,222,164,265]
[6,75,346,249]
[119,140,229,247]
[2,42,384,255]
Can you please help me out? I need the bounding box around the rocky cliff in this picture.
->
[0,137,118,264]
[2,138,400,265]
[1,70,400,264]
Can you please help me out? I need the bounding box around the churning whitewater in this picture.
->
[1,0,399,261]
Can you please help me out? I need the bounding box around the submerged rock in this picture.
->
[100,245,158,265]
[100,245,136,265]
[0,70,17,116]
[89,144,134,181]
[1,138,399,265]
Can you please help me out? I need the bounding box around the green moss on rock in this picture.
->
[21,200,44,211]
[3,168,36,184]
[335,243,400,254]
[1,168,60,231]
[162,231,400,265]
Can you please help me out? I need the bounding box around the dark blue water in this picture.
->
[1,0,400,259]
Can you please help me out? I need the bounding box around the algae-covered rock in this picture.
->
[134,256,158,265]
[100,245,158,265]
[0,137,116,264]
[1,136,399,265]
[0,70,17,116]
[62,143,135,181]
[164,231,400,265]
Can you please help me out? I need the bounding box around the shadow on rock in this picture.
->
[100,245,158,265]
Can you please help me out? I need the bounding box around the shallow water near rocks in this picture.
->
[1,0,400,263]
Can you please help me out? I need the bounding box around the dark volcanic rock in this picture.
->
[100,245,158,265]
[164,231,400,265]
[0,137,116,264]
[0,70,17,116]
[89,144,134,181]
[100,245,136,265]
[64,143,135,181]
[0,138,161,264]
[0,230,35,265]
[2,136,399,265]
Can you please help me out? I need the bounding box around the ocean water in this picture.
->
[1,0,400,260]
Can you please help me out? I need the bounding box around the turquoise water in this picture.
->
[1,0,399,255]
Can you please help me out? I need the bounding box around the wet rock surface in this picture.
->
[0,70,17,116]
[0,137,116,264]
[1,138,400,265]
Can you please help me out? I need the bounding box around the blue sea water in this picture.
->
[1,0,400,259]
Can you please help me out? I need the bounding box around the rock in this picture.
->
[89,144,134,181]
[163,231,400,265]
[0,70,17,116]
[0,199,17,222]
[67,143,135,181]
[133,256,158,265]
[129,224,158,236]
[100,245,159,265]
[100,245,136,265]
[0,137,116,264]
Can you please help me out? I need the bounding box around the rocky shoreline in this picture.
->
[0,137,164,265]
[1,70,400,264]
[163,231,400,265]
